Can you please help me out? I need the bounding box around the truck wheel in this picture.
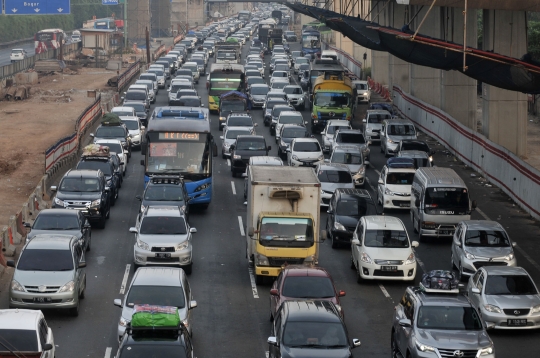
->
[255,275,264,285]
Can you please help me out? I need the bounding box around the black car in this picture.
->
[91,123,132,158]
[268,300,360,358]
[264,98,288,125]
[270,104,295,135]
[136,175,190,219]
[278,125,310,160]
[117,323,193,358]
[230,135,271,177]
[25,208,92,251]
[325,188,378,248]
[76,155,120,206]
[51,169,110,229]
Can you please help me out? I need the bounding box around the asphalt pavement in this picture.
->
[0,41,35,67]
[1,36,540,358]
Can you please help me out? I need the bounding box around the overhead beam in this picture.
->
[407,0,540,11]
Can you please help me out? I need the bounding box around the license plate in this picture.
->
[155,253,171,258]
[439,230,454,235]
[381,266,398,271]
[507,319,527,326]
[400,203,410,207]
[33,297,52,303]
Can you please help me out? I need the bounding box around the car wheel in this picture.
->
[106,203,111,219]
[331,233,339,249]
[255,274,264,285]
[391,331,399,358]
[123,169,126,177]
[350,254,356,269]
[183,263,192,275]
[380,145,384,153]
[79,278,86,299]
[86,235,91,252]
[222,152,226,159]
[457,263,463,282]
[69,300,80,317]
[356,265,363,284]
[270,311,274,322]
[110,194,116,207]
[417,220,426,242]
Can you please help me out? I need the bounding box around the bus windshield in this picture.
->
[147,134,210,175]
[302,35,320,49]
[424,187,470,214]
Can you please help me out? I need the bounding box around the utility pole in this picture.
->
[145,27,151,64]
[124,0,128,47]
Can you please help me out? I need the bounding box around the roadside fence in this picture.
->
[117,60,141,91]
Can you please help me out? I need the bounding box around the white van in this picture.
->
[321,50,338,61]
[410,167,476,241]
[362,109,392,144]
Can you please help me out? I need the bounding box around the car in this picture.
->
[377,157,416,212]
[243,156,283,199]
[270,71,290,84]
[362,109,391,144]
[282,85,305,110]
[134,80,157,103]
[76,151,121,206]
[328,145,366,187]
[270,266,345,321]
[246,76,266,89]
[146,69,166,88]
[220,126,254,158]
[113,267,197,339]
[245,69,261,80]
[274,64,290,78]
[248,61,265,77]
[332,129,370,163]
[51,169,111,228]
[270,79,289,91]
[322,120,352,153]
[91,122,132,158]
[139,73,159,94]
[270,104,295,135]
[122,89,149,109]
[352,80,371,103]
[451,220,517,280]
[380,118,417,157]
[0,309,55,356]
[263,98,288,126]
[266,90,288,103]
[351,215,418,281]
[290,50,303,64]
[230,135,271,177]
[316,163,355,207]
[268,300,361,358]
[248,83,270,108]
[8,234,87,316]
[396,150,433,168]
[136,175,190,219]
[275,111,305,143]
[94,139,128,177]
[225,113,257,133]
[25,209,91,252]
[130,206,196,272]
[287,137,324,168]
[391,271,495,358]
[466,266,540,329]
[10,48,27,62]
[277,124,310,160]
[398,139,436,161]
[181,62,200,83]
[111,106,136,118]
[294,57,310,73]
[122,102,149,126]
[283,30,297,42]
[120,116,144,149]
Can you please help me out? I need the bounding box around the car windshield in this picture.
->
[144,185,184,201]
[356,83,368,90]
[226,129,250,139]
[246,71,260,77]
[259,217,314,248]
[367,114,390,123]
[125,92,146,102]
[291,51,302,57]
[140,75,156,81]
[294,141,320,152]
[96,126,126,138]
[127,103,146,112]
[248,78,265,85]
[33,214,79,230]
[317,170,352,184]
[389,124,415,136]
[417,306,483,331]
[280,115,303,124]
[385,172,414,185]
[282,128,307,139]
[236,139,266,150]
[271,82,288,90]
[282,276,335,298]
[336,199,377,217]
[140,216,187,235]
[176,98,201,106]
[273,70,288,76]
[283,87,302,95]
[228,117,253,127]
[331,152,363,165]
[126,285,186,308]
[77,161,112,176]
[119,345,188,358]
[464,230,510,247]
[337,133,365,144]
[123,120,139,130]
[17,249,74,271]
[282,322,348,348]
[183,65,198,73]
[363,229,409,248]
[60,177,101,192]
[314,92,350,107]
[484,275,538,295]
[0,329,38,352]
[296,58,309,65]
[171,84,192,92]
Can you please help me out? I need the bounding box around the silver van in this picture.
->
[362,109,392,143]
[410,167,476,241]
[380,118,417,157]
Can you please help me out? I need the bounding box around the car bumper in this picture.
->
[133,247,192,267]
[289,158,322,168]
[10,291,78,309]
[381,195,411,210]
[330,229,354,243]
[51,203,104,221]
[460,257,517,276]
[365,132,381,142]
[480,309,540,329]
[255,265,282,277]
[358,262,416,281]
[409,347,494,358]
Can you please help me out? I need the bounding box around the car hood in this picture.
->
[14,269,74,287]
[416,329,492,350]
[251,95,266,101]
[28,229,82,240]
[485,294,540,308]
[335,215,360,229]
[321,182,355,192]
[122,304,188,325]
[388,134,417,141]
[386,184,412,194]
[56,191,101,201]
[128,129,141,137]
[339,163,363,173]
[465,246,513,258]
[363,246,412,261]
[281,346,351,358]
[138,233,189,245]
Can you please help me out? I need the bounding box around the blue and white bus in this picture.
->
[141,107,217,209]
[301,28,321,59]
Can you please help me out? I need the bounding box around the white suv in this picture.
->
[10,48,27,62]
[351,215,418,281]
[321,120,351,153]
[377,158,416,212]
[0,309,55,356]
[287,138,324,168]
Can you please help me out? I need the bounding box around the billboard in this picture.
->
[4,0,71,15]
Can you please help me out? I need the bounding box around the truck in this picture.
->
[258,18,277,48]
[218,91,251,130]
[246,166,325,284]
[266,28,283,52]
[215,41,241,64]
[311,72,356,133]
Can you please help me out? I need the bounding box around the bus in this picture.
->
[238,10,251,22]
[141,107,217,208]
[258,18,276,46]
[301,28,321,59]
[34,29,66,54]
[208,63,245,112]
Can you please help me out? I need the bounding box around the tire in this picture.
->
[350,254,356,269]
[97,216,106,229]
[184,263,192,275]
[457,263,463,282]
[356,266,363,284]
[331,234,339,249]
[86,235,91,252]
[255,274,264,285]
[418,220,426,242]
[391,331,399,358]
[111,194,116,207]
[232,170,237,178]
[69,300,80,317]
[79,278,86,299]
[222,152,226,159]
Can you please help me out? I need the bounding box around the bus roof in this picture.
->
[310,59,344,72]
[210,63,244,72]
[38,29,64,33]
[154,107,208,120]
[147,118,211,133]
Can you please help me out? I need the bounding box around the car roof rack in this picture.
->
[126,305,185,337]
[81,144,110,160]
[418,270,460,294]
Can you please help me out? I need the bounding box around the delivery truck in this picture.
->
[246,166,325,284]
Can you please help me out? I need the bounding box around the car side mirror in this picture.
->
[471,287,481,294]
[338,290,346,297]
[78,261,87,268]
[42,344,53,351]
[50,186,57,192]
[352,338,361,348]
[267,337,278,346]
[7,260,15,268]
[23,222,31,228]
[398,318,412,328]
[362,119,367,123]
[135,195,142,201]
[189,300,198,309]
[286,148,290,152]
[411,241,419,248]
[84,223,91,229]
[89,133,94,138]
[270,288,279,296]
[326,209,333,214]
[512,242,517,247]
[267,146,271,151]
[114,298,122,307]
[219,136,224,140]
[190,227,197,233]
[129,227,138,233]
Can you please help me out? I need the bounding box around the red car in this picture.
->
[270,265,346,321]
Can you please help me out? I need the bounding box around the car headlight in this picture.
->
[531,304,540,313]
[360,252,372,264]
[233,154,241,160]
[11,280,25,292]
[504,252,515,261]
[483,304,502,313]
[176,240,190,251]
[388,139,395,144]
[140,204,146,213]
[54,197,65,206]
[195,183,210,192]
[136,238,150,251]
[464,250,476,260]
[317,155,324,161]
[415,340,435,353]
[182,319,189,329]
[255,253,269,266]
[298,97,304,102]
[119,316,130,327]
[334,222,346,231]
[358,166,366,175]
[106,179,112,187]
[90,199,101,207]
[292,155,299,160]
[479,345,494,356]
[58,280,75,293]
[404,252,416,265]
[384,188,394,196]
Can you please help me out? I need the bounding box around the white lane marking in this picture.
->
[227,159,231,167]
[119,264,130,294]
[265,351,269,358]
[378,283,392,300]
[369,163,381,176]
[238,216,245,236]
[104,347,112,358]
[476,207,540,273]
[231,181,236,195]
[248,267,260,298]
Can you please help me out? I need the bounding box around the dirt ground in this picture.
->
[0,68,116,227]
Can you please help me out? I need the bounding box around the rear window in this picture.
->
[0,329,38,352]
[293,141,320,152]
[317,169,353,183]
[125,91,146,101]
[367,114,390,123]
[338,133,365,144]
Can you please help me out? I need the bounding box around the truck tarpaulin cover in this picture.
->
[286,3,540,94]
[220,90,251,110]
[131,305,180,328]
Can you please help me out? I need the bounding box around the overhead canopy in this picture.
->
[287,3,540,94]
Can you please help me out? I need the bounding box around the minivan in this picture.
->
[362,109,392,144]
[380,118,417,157]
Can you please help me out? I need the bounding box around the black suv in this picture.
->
[230,135,271,177]
[136,175,190,219]
[325,188,378,248]
[268,300,360,358]
[76,155,120,206]
[91,123,132,159]
[51,169,110,229]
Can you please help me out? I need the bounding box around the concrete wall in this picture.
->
[171,0,205,32]
[151,0,172,37]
